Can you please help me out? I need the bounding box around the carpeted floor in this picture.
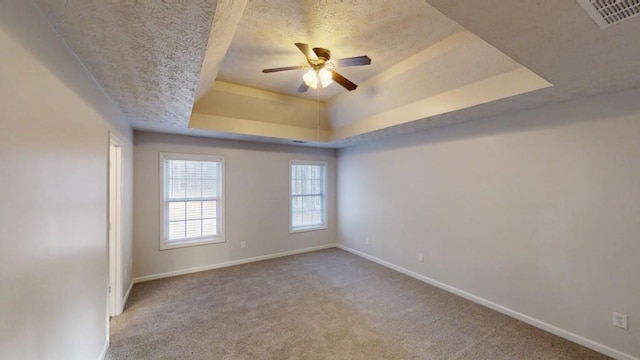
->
[107,248,611,360]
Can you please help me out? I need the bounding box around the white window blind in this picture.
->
[160,153,224,249]
[290,160,327,232]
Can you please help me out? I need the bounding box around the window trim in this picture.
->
[289,160,328,234]
[159,152,225,250]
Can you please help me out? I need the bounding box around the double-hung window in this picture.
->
[290,160,327,232]
[160,153,224,250]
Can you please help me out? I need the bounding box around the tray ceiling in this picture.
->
[30,0,640,147]
[216,0,462,102]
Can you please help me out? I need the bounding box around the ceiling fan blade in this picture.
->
[332,56,371,67]
[295,42,318,61]
[297,82,310,93]
[331,71,357,91]
[262,65,309,73]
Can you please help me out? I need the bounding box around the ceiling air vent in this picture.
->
[578,0,640,28]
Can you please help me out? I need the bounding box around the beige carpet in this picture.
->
[107,248,610,360]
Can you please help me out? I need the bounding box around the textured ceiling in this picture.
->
[32,0,640,148]
[216,0,461,101]
[194,0,248,101]
[34,0,216,132]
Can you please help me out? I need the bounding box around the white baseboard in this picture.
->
[132,243,338,284]
[98,338,109,360]
[121,280,134,312]
[337,244,638,360]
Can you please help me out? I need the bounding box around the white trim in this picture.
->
[290,160,328,166]
[108,137,123,316]
[121,280,134,313]
[289,225,328,234]
[98,337,109,360]
[161,237,225,250]
[161,152,224,162]
[289,160,328,233]
[103,288,109,360]
[108,133,125,148]
[159,152,226,250]
[132,243,338,284]
[337,244,639,360]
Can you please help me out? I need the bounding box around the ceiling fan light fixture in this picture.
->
[263,43,368,92]
[303,68,333,89]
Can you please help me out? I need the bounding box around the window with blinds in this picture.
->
[160,153,224,249]
[290,160,327,232]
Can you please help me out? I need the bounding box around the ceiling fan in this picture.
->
[262,42,371,92]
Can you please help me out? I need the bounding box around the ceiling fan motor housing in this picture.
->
[312,47,331,63]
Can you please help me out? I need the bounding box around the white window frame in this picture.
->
[289,160,328,233]
[159,152,225,250]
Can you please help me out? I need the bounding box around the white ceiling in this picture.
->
[32,0,640,147]
[429,0,640,97]
[34,0,216,133]
[217,0,461,101]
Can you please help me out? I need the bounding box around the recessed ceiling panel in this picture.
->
[216,0,461,101]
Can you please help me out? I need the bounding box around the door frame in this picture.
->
[108,135,124,316]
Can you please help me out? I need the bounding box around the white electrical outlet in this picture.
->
[240,241,246,249]
[418,252,424,262]
[613,312,628,330]
[365,237,370,245]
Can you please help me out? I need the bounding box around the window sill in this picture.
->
[160,237,225,250]
[289,225,327,234]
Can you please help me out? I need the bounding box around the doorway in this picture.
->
[108,137,123,316]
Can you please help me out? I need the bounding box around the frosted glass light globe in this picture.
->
[303,68,333,89]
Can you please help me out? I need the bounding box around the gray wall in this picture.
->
[133,132,337,278]
[0,1,133,359]
[337,88,640,358]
